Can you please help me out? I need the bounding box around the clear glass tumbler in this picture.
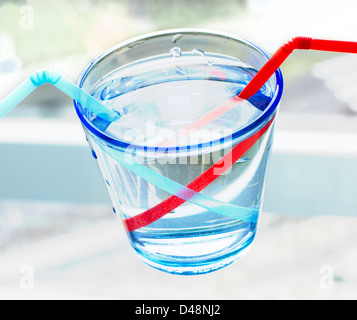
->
[74,29,283,275]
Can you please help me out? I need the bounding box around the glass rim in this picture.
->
[74,28,284,153]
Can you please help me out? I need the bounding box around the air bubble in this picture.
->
[236,158,250,163]
[172,34,183,43]
[191,48,205,56]
[170,47,181,58]
[88,112,97,122]
[175,66,187,76]
[101,84,111,100]
[122,105,129,114]
[127,40,146,48]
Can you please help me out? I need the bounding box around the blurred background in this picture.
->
[1,0,357,299]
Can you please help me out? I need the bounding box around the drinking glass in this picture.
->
[74,29,283,275]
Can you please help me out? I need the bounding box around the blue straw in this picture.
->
[100,143,259,222]
[0,69,259,223]
[0,70,119,122]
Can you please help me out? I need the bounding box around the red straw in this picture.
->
[124,115,275,232]
[123,36,357,232]
[183,37,357,133]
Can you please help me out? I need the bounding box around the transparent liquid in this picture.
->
[86,51,275,274]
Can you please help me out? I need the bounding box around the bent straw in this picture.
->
[0,70,119,122]
[124,36,357,231]
[0,69,260,225]
[181,37,357,134]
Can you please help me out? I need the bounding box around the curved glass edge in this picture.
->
[74,29,284,154]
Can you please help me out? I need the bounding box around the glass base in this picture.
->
[134,233,255,275]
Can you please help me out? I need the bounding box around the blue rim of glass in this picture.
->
[74,29,283,153]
